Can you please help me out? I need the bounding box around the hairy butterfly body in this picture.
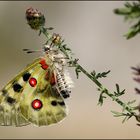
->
[0,45,73,126]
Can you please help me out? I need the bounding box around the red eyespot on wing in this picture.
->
[40,59,46,65]
[40,59,49,70]
[32,99,42,110]
[29,77,37,87]
[41,64,49,70]
[50,73,56,85]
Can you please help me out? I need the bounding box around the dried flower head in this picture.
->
[52,33,61,45]
[26,7,45,30]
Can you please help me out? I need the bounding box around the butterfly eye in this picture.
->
[43,45,50,52]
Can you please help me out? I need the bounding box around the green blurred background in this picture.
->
[0,1,140,139]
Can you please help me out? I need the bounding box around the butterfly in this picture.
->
[0,44,73,127]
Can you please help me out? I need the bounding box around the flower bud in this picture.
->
[52,33,61,45]
[26,7,45,30]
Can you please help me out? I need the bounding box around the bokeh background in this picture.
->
[0,1,140,139]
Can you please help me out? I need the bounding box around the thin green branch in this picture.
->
[114,1,140,39]
[39,26,138,121]
[25,7,140,124]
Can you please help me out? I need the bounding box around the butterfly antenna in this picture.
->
[23,49,42,54]
[23,49,30,51]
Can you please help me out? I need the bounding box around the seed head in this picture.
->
[26,7,45,30]
[52,33,61,45]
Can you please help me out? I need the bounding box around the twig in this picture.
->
[39,26,137,118]
[26,7,140,125]
[114,1,140,39]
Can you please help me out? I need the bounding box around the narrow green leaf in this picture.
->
[75,67,81,79]
[47,27,54,30]
[127,100,136,105]
[111,111,122,115]
[116,84,120,93]
[91,70,110,79]
[101,70,111,77]
[124,29,139,39]
[98,94,106,106]
[91,70,96,77]
[122,116,128,123]
[126,115,133,121]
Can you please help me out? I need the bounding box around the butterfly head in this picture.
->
[43,45,51,54]
[43,45,59,56]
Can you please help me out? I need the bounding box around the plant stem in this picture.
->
[40,26,137,119]
[78,64,136,115]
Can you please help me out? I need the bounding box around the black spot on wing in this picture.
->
[58,101,65,106]
[23,72,31,81]
[6,96,16,104]
[13,83,23,92]
[1,89,8,96]
[60,90,70,98]
[51,100,57,106]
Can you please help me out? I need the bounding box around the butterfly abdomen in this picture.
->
[55,69,73,99]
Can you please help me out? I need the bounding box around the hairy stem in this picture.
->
[40,26,137,119]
